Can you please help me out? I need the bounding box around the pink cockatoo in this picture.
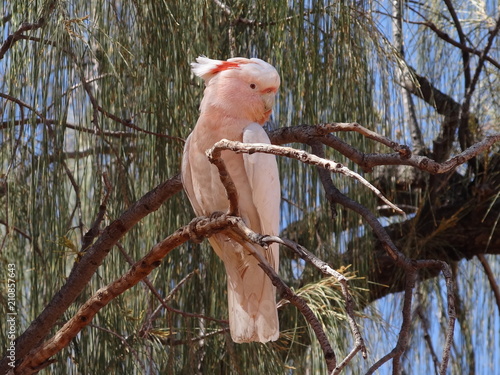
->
[181,56,281,343]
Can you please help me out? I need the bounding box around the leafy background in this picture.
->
[1,0,499,374]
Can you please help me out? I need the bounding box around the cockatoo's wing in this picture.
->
[209,123,281,343]
[218,122,280,343]
[242,123,280,270]
[181,134,198,211]
[182,123,281,343]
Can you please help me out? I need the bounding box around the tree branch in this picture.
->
[13,214,236,374]
[265,235,368,369]
[477,253,500,315]
[268,125,499,174]
[407,19,500,70]
[0,92,182,141]
[460,14,500,150]
[224,222,338,373]
[0,175,183,373]
[206,139,405,215]
[0,21,45,60]
[3,123,492,373]
[442,0,471,89]
[206,137,458,374]
[393,0,426,155]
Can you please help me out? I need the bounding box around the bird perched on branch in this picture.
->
[181,56,281,343]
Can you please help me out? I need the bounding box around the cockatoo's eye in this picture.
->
[250,83,256,89]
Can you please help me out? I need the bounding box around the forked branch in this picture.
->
[206,139,405,215]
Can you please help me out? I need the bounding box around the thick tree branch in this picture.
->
[13,214,235,374]
[0,175,183,373]
[268,124,499,174]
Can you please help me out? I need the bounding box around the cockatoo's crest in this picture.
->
[191,57,240,80]
[191,56,279,87]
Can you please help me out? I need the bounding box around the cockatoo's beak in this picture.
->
[258,87,278,124]
[263,92,275,112]
[259,95,275,124]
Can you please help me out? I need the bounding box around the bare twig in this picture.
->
[477,253,500,315]
[415,305,441,374]
[0,93,48,122]
[0,89,182,142]
[1,117,138,138]
[115,243,227,339]
[392,0,426,155]
[0,219,31,241]
[88,324,147,372]
[81,173,112,251]
[264,235,368,371]
[148,269,199,323]
[434,261,456,375]
[0,21,45,59]
[366,268,417,374]
[316,123,411,156]
[442,0,471,89]
[460,14,500,149]
[167,328,230,346]
[406,19,500,70]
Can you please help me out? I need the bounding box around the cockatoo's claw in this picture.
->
[188,217,206,244]
[209,211,225,220]
[255,234,268,249]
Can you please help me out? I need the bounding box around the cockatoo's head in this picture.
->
[191,56,280,125]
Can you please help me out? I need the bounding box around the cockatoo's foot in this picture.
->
[187,217,207,244]
[209,211,225,220]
